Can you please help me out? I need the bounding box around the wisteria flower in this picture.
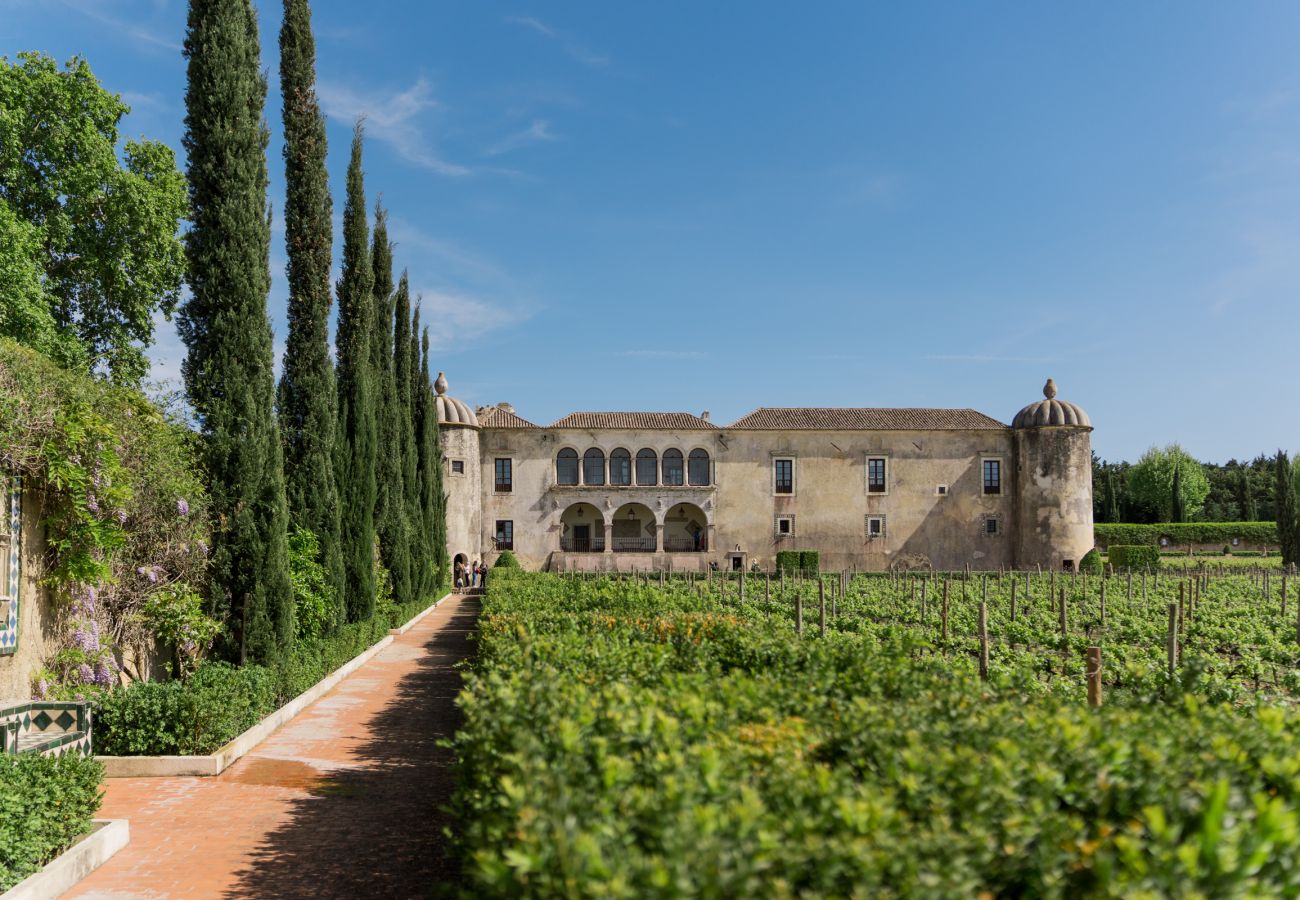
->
[116,509,127,525]
[93,661,114,687]
[86,493,99,514]
[77,663,94,684]
[176,498,190,516]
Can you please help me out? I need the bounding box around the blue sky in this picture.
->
[5,1,1300,462]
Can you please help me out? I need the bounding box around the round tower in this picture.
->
[1012,378,1094,571]
[434,372,482,571]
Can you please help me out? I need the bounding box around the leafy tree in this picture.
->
[334,124,376,622]
[1276,451,1299,568]
[1126,444,1210,523]
[0,53,187,382]
[276,0,343,628]
[179,0,293,663]
[370,205,411,606]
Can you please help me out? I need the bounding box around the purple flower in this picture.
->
[116,509,127,525]
[93,661,114,686]
[86,493,99,514]
[136,566,158,583]
[35,679,49,700]
[176,498,190,516]
[77,663,94,684]
[197,540,209,557]
[71,629,90,651]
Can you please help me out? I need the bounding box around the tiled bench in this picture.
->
[0,701,92,757]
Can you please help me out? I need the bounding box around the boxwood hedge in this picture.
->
[1096,522,1278,547]
[0,753,102,890]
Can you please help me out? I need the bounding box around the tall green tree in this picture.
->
[1104,468,1121,524]
[1127,444,1210,523]
[393,273,422,596]
[179,0,292,662]
[0,53,187,382]
[370,205,412,606]
[1276,451,1299,569]
[1170,463,1185,523]
[334,124,376,622]
[276,0,343,627]
[416,320,449,589]
[1239,467,1258,522]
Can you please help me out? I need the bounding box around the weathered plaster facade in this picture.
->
[0,481,58,703]
[435,375,1093,573]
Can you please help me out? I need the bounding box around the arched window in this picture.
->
[583,448,606,485]
[662,448,684,486]
[556,448,578,485]
[609,448,632,486]
[688,449,710,486]
[636,449,658,486]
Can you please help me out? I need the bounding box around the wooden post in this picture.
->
[1010,578,1017,623]
[978,601,989,680]
[1099,580,1106,628]
[764,573,770,607]
[819,580,826,637]
[920,579,928,619]
[941,579,950,643]
[1059,587,1067,635]
[1086,646,1103,707]
[739,571,745,603]
[796,590,803,636]
[1127,571,1133,603]
[1167,602,1178,675]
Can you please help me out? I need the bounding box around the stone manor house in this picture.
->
[436,375,1094,574]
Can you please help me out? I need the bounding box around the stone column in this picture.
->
[603,519,613,553]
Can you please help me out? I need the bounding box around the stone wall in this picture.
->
[441,425,483,567]
[0,489,57,703]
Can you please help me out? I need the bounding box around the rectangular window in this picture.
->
[984,516,1000,536]
[865,515,886,538]
[774,458,793,495]
[495,520,514,551]
[774,515,795,537]
[451,459,465,475]
[982,459,1001,495]
[867,457,887,493]
[494,458,512,492]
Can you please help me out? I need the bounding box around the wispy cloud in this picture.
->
[506,15,609,67]
[60,0,181,51]
[415,287,525,349]
[118,90,168,112]
[486,119,558,156]
[317,76,470,177]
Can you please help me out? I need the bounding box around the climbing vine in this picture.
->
[0,340,215,694]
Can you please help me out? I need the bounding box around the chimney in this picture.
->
[700,411,710,422]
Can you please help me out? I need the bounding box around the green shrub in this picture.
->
[1095,522,1278,548]
[0,753,103,890]
[774,551,800,574]
[494,550,521,569]
[288,525,333,645]
[1108,545,1161,570]
[1078,549,1102,575]
[95,661,276,756]
[800,550,820,574]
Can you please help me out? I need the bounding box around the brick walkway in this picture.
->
[65,594,481,899]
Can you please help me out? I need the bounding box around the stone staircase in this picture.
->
[0,701,92,757]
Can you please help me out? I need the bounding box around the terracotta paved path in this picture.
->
[66,594,481,900]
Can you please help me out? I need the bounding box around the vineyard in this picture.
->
[451,569,1300,897]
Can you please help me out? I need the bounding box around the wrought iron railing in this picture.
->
[560,536,606,552]
[663,538,708,552]
[612,537,656,553]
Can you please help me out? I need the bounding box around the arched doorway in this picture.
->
[560,503,605,552]
[611,502,656,552]
[663,503,708,552]
[453,553,469,588]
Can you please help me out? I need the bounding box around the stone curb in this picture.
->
[96,593,453,778]
[2,819,128,900]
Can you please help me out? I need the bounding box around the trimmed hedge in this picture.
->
[1096,522,1278,547]
[1108,545,1162,570]
[1078,549,1102,575]
[774,551,800,574]
[493,550,521,569]
[800,550,820,573]
[95,590,441,756]
[0,753,103,890]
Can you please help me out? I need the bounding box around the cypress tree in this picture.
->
[335,125,376,621]
[1104,469,1121,524]
[393,273,422,597]
[417,323,449,588]
[370,206,412,606]
[277,0,343,626]
[1277,451,1299,568]
[1239,467,1258,522]
[179,0,292,663]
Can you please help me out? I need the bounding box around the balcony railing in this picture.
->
[493,538,514,551]
[663,537,708,552]
[560,536,606,552]
[612,537,656,553]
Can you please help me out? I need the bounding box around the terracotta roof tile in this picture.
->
[551,412,718,430]
[727,408,1006,430]
[477,406,539,429]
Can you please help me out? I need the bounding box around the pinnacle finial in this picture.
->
[1043,378,1057,400]
[434,371,448,396]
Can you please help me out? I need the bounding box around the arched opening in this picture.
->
[609,448,631,486]
[556,448,579,485]
[583,448,606,485]
[663,503,708,552]
[560,503,605,552]
[662,448,684,486]
[611,503,656,552]
[688,448,710,486]
[635,448,657,486]
[453,553,470,588]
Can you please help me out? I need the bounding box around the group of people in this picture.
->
[454,559,486,590]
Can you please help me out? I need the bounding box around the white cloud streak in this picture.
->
[60,0,181,51]
[486,119,558,156]
[506,15,609,67]
[414,288,523,349]
[317,76,470,177]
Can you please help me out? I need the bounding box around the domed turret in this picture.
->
[1012,378,1091,429]
[434,372,479,428]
